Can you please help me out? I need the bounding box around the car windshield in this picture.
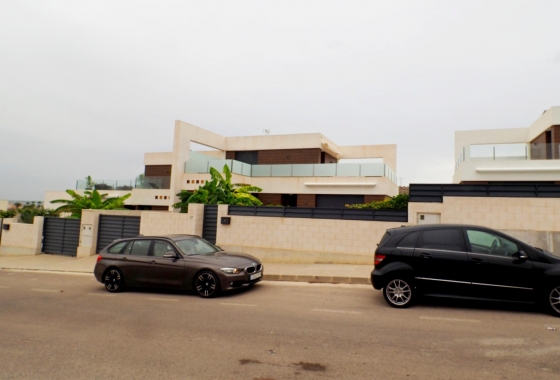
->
[175,238,220,256]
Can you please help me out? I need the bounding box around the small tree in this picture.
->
[51,189,131,218]
[173,165,262,212]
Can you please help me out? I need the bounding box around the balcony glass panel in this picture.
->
[252,165,272,177]
[313,163,336,177]
[470,145,494,160]
[292,164,313,177]
[271,164,292,176]
[336,163,360,177]
[360,163,384,177]
[185,160,209,173]
[241,162,252,176]
[494,144,527,160]
[208,160,232,172]
[231,160,244,175]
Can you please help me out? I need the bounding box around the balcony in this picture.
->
[456,143,560,169]
[75,176,171,190]
[185,159,397,184]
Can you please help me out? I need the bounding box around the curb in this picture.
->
[1,268,371,285]
[263,274,371,285]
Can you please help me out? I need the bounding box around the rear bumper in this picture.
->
[371,269,385,290]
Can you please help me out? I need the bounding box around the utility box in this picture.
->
[417,213,441,225]
[81,224,93,247]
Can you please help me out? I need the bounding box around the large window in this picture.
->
[466,230,519,257]
[419,229,464,252]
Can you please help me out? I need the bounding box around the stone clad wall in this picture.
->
[216,205,404,264]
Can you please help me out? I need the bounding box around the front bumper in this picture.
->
[219,270,264,291]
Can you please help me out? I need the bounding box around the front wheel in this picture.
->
[383,277,414,308]
[546,285,560,317]
[194,271,221,298]
[104,269,124,293]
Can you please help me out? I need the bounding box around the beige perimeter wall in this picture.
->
[0,217,44,256]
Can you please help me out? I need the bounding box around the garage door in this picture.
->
[316,195,365,208]
[42,217,81,256]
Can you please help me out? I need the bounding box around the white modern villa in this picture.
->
[44,121,399,210]
[454,106,560,183]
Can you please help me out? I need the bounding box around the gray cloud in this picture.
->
[1,0,560,200]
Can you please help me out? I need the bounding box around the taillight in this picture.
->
[97,255,103,262]
[374,254,386,265]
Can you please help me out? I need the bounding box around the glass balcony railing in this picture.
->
[75,176,171,190]
[455,143,560,170]
[185,159,397,183]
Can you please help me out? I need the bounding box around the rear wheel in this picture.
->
[546,285,560,317]
[104,269,124,293]
[383,277,414,308]
[194,271,220,298]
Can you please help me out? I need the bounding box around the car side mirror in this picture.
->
[163,251,179,259]
[513,251,528,260]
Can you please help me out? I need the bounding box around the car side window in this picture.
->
[153,241,177,258]
[420,229,464,252]
[466,230,519,257]
[397,231,419,248]
[108,241,128,254]
[124,240,152,256]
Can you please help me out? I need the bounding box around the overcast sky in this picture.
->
[1,0,559,201]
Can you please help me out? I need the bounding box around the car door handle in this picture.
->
[121,257,128,260]
[151,260,156,264]
[471,258,484,264]
[419,252,432,259]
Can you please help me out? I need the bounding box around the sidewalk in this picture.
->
[0,254,372,285]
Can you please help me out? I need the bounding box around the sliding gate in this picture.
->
[42,217,81,256]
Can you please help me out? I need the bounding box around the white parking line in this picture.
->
[312,309,362,315]
[31,289,62,293]
[146,297,178,302]
[419,316,481,323]
[220,302,257,307]
[87,293,116,297]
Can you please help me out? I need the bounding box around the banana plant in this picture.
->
[173,165,262,212]
[51,189,131,218]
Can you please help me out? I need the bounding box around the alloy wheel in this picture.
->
[104,269,123,292]
[195,272,218,298]
[385,279,412,306]
[549,286,560,314]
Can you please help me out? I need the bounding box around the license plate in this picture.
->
[250,272,262,280]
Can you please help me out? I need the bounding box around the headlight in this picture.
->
[220,267,243,274]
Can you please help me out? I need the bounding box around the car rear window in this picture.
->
[108,241,128,254]
[378,232,393,247]
[397,231,419,248]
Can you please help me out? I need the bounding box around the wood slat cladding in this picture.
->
[364,195,389,203]
[258,148,322,165]
[225,151,235,160]
[257,193,282,206]
[297,194,316,207]
[553,125,560,146]
[145,165,172,177]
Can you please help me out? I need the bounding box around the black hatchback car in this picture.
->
[372,224,560,317]
[94,235,263,298]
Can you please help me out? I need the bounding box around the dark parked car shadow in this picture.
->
[114,283,262,298]
[416,295,542,316]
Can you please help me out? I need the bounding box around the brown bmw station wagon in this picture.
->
[94,234,263,298]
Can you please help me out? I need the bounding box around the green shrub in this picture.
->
[346,194,409,210]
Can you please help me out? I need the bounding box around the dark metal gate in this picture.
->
[42,217,81,256]
[202,205,218,244]
[96,215,141,253]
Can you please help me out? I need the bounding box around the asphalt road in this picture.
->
[0,270,559,380]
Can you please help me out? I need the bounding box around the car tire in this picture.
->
[383,277,414,308]
[545,284,560,317]
[104,268,125,293]
[194,271,221,298]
